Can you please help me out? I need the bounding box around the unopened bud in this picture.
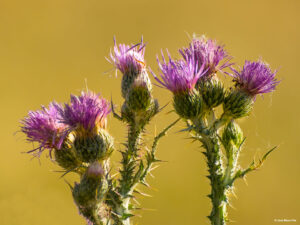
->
[222,120,243,151]
[121,70,152,99]
[86,162,104,178]
[223,89,253,119]
[73,162,107,208]
[54,144,81,170]
[126,77,152,112]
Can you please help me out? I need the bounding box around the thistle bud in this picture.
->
[122,70,152,99]
[74,128,114,163]
[57,92,113,163]
[197,77,225,108]
[222,120,244,184]
[223,89,253,119]
[108,38,150,98]
[54,143,81,170]
[222,120,243,151]
[152,50,207,120]
[140,99,159,124]
[126,76,152,112]
[73,162,107,207]
[173,90,203,119]
[121,72,138,98]
[86,161,104,178]
[121,97,159,128]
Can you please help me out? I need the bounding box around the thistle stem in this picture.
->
[112,122,143,225]
[201,134,227,225]
[210,114,229,131]
[119,123,142,196]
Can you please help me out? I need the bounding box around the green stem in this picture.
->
[224,145,240,186]
[113,122,143,225]
[223,155,234,186]
[119,123,142,196]
[210,113,229,132]
[201,134,227,225]
[140,118,180,183]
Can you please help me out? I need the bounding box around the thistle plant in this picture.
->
[20,38,178,225]
[152,35,280,225]
[20,34,279,225]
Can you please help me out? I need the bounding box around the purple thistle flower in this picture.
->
[231,60,280,96]
[59,91,111,135]
[108,37,146,76]
[21,102,67,152]
[152,50,206,93]
[179,36,232,78]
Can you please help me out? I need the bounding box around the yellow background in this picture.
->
[0,0,299,224]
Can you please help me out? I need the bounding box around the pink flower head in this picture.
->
[21,102,67,153]
[108,37,146,76]
[152,50,206,94]
[58,91,111,134]
[180,36,232,78]
[230,59,280,96]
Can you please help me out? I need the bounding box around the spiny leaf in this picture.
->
[176,126,193,133]
[229,146,277,185]
[261,146,277,162]
[151,118,180,153]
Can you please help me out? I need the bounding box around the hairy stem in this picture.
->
[119,123,142,196]
[201,134,227,225]
[114,122,143,225]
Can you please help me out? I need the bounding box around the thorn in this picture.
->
[176,126,193,133]
[159,102,169,112]
[132,197,141,206]
[201,151,207,157]
[139,207,157,212]
[64,179,73,191]
[134,189,152,197]
[207,194,212,199]
[243,176,248,186]
[228,201,236,210]
[149,172,155,178]
[231,188,237,199]
[149,165,160,172]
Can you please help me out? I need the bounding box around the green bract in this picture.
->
[173,90,203,119]
[74,129,114,163]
